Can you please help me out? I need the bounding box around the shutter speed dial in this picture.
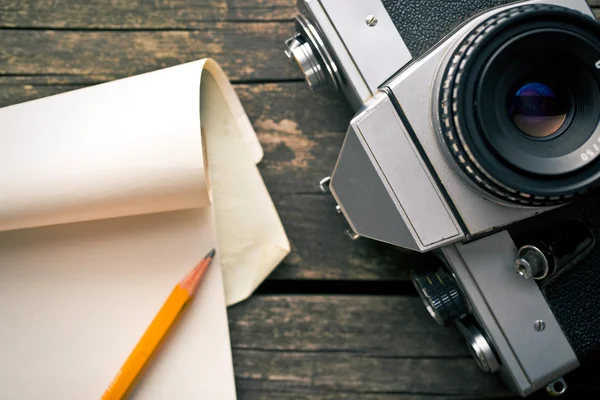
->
[411,265,468,326]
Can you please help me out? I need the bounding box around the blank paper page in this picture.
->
[0,209,236,399]
[0,59,238,399]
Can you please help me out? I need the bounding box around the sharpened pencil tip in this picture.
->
[179,249,216,293]
[206,248,216,259]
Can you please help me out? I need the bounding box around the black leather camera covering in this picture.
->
[380,0,521,59]
[510,194,600,362]
[542,195,600,362]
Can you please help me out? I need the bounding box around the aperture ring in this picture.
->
[439,4,589,206]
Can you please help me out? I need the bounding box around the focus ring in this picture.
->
[439,4,590,206]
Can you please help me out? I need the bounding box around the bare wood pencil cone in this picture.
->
[101,249,216,400]
[180,248,216,295]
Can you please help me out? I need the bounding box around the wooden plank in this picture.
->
[0,0,296,28]
[234,351,509,398]
[0,26,302,82]
[0,0,595,28]
[234,82,421,281]
[228,295,468,357]
[230,296,510,399]
[270,194,419,280]
[0,2,598,84]
[235,393,515,400]
[0,79,416,281]
[230,296,599,399]
[234,82,351,195]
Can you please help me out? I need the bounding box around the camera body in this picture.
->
[286,0,600,397]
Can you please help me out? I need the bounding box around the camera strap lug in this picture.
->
[546,377,567,397]
[319,176,361,240]
[319,176,332,193]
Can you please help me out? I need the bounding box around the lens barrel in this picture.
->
[439,5,600,206]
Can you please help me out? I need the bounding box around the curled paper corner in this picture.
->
[0,58,250,398]
[198,58,291,307]
[199,58,264,165]
[222,242,291,306]
[0,55,290,309]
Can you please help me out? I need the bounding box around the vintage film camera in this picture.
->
[285,0,600,397]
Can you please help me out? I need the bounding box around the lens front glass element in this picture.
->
[474,29,600,177]
[508,82,568,138]
[439,5,600,204]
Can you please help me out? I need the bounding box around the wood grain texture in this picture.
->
[234,394,516,400]
[234,351,507,398]
[0,25,301,82]
[228,295,468,356]
[0,0,596,28]
[0,0,296,28]
[230,296,599,399]
[230,296,510,399]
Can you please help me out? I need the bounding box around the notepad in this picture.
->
[0,59,289,399]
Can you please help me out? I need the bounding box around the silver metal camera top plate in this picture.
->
[305,0,412,108]
[352,95,463,248]
[330,94,463,251]
[316,0,411,92]
[442,231,579,396]
[304,0,369,108]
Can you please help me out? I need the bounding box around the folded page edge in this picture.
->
[225,244,290,307]
[202,59,264,165]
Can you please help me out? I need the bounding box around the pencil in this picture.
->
[100,248,216,400]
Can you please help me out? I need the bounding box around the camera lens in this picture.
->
[439,5,600,206]
[508,82,569,138]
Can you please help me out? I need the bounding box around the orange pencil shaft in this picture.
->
[101,286,190,400]
[101,251,214,400]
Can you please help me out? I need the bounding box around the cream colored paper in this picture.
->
[0,61,211,232]
[200,69,290,305]
[0,59,290,398]
[0,209,233,399]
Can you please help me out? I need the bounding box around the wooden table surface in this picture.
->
[1,1,599,398]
